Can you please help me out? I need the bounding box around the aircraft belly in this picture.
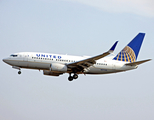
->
[87,67,121,74]
[18,61,50,70]
[88,67,112,74]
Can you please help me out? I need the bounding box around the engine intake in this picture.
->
[50,63,67,72]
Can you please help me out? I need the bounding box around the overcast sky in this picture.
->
[0,0,154,120]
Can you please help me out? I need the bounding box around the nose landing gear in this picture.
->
[12,66,21,75]
[68,73,78,81]
[18,70,21,75]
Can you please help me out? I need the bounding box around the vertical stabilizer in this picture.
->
[113,33,145,62]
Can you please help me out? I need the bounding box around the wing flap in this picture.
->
[125,59,151,66]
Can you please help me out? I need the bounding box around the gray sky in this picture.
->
[0,0,154,120]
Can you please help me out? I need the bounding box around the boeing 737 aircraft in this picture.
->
[3,33,151,81]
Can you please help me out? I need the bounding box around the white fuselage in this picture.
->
[3,52,137,75]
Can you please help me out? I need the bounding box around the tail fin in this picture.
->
[113,33,145,62]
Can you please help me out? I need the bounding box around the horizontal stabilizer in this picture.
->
[125,59,151,66]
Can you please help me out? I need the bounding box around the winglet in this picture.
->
[109,41,118,53]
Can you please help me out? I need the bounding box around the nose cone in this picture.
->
[3,58,7,63]
[2,58,9,64]
[3,58,16,66]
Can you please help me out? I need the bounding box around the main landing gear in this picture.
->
[68,73,78,81]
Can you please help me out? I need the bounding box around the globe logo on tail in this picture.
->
[114,46,136,62]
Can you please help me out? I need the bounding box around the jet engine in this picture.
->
[50,63,67,72]
[43,70,63,76]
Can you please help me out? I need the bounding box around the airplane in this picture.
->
[3,33,151,81]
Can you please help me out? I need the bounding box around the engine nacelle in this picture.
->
[43,70,62,76]
[50,63,67,72]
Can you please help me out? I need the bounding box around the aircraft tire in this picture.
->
[68,76,73,81]
[18,71,21,75]
[73,74,78,79]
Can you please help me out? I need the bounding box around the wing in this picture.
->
[67,41,118,73]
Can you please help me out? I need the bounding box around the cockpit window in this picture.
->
[10,54,18,57]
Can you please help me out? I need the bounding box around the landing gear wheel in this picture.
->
[68,76,73,81]
[73,74,78,79]
[18,71,21,75]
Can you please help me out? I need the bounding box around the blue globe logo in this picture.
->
[115,46,136,62]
